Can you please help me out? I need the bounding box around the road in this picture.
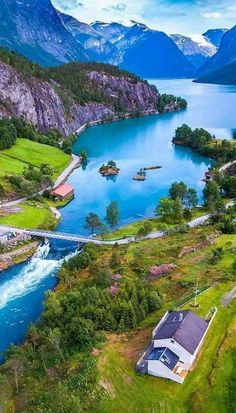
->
[219,160,236,173]
[221,285,236,307]
[53,154,81,188]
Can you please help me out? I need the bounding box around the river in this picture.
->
[1,78,236,359]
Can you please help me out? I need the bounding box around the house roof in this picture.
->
[153,311,208,355]
[51,183,74,197]
[145,347,179,371]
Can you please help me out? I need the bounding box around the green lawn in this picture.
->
[0,138,71,179]
[0,202,57,229]
[96,282,236,413]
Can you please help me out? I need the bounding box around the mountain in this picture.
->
[0,48,160,135]
[170,29,227,69]
[199,25,236,76]
[91,21,132,46]
[92,21,195,78]
[203,28,228,48]
[195,60,236,85]
[58,13,122,65]
[0,0,89,66]
[170,34,216,69]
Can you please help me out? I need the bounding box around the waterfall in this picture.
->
[0,243,78,310]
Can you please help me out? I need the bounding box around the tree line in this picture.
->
[173,124,236,162]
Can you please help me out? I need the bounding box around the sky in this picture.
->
[52,0,235,35]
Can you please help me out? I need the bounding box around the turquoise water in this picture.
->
[1,78,236,358]
[58,77,236,234]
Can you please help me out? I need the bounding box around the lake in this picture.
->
[58,78,236,234]
[1,78,236,359]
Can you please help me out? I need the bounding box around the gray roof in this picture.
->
[145,347,179,371]
[153,310,208,355]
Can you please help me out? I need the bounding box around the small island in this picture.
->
[99,160,120,177]
[133,168,147,181]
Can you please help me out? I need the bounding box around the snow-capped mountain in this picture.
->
[199,25,236,76]
[58,14,122,65]
[170,30,226,69]
[0,0,227,79]
[203,29,228,48]
[91,21,195,77]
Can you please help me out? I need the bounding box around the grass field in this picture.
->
[0,202,57,229]
[96,282,236,413]
[0,138,71,180]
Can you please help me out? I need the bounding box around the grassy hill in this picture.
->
[0,138,71,191]
[1,226,235,412]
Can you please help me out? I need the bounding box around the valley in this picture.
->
[0,1,235,411]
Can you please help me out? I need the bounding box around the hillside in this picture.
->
[0,48,161,136]
[1,226,235,412]
[0,0,89,66]
[199,25,236,76]
[195,60,236,85]
[0,0,195,77]
[93,21,195,78]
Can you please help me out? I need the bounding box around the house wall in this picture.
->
[153,338,192,369]
[152,311,168,339]
[148,360,183,384]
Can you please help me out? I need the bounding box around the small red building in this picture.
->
[50,183,74,201]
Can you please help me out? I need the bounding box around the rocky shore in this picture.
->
[0,241,39,273]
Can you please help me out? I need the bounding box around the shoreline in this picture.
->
[75,106,181,138]
[0,241,39,273]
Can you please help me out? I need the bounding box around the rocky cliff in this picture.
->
[0,60,160,136]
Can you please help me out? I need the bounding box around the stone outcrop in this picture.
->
[0,60,160,136]
[178,234,217,257]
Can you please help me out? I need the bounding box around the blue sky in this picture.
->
[52,0,235,35]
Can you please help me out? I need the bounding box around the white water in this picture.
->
[0,244,77,310]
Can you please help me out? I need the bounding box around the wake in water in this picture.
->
[0,243,78,310]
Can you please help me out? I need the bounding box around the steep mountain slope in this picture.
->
[195,60,236,85]
[171,29,227,69]
[93,21,195,78]
[0,0,89,66]
[0,49,160,135]
[58,13,122,65]
[121,29,195,78]
[199,25,236,76]
[91,21,132,46]
[203,29,228,48]
[170,34,216,69]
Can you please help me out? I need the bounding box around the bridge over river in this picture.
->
[0,206,222,246]
[1,200,235,246]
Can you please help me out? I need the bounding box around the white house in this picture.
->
[137,309,215,384]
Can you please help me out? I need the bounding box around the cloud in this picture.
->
[54,0,84,11]
[103,3,127,12]
[201,12,221,18]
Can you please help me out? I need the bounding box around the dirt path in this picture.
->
[221,285,236,307]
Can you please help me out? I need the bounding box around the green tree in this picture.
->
[184,188,198,209]
[156,197,183,223]
[68,317,94,349]
[203,180,221,210]
[85,212,101,234]
[105,201,119,229]
[169,181,187,202]
[80,149,88,161]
